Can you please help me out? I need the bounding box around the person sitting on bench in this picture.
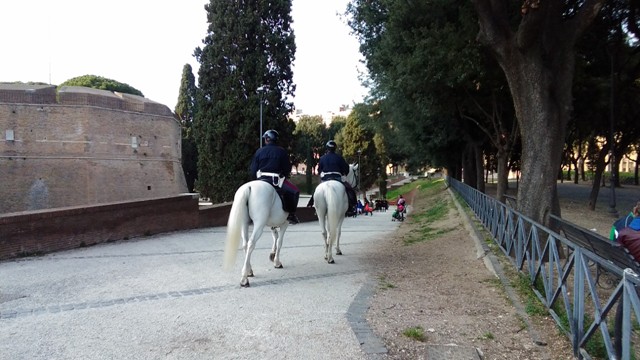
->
[615,201,640,261]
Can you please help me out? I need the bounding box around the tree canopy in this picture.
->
[346,0,638,224]
[175,64,199,193]
[59,75,144,97]
[193,0,296,203]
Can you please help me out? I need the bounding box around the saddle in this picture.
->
[257,171,285,188]
[256,171,297,213]
[320,171,343,182]
[324,176,357,212]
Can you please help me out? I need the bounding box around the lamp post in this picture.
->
[357,149,362,197]
[257,86,266,148]
[608,43,619,218]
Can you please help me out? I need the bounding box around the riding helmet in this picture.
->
[263,129,279,143]
[326,140,337,151]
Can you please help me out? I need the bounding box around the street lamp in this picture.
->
[257,86,266,148]
[357,149,362,195]
[608,43,619,218]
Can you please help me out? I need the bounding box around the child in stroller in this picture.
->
[392,203,405,221]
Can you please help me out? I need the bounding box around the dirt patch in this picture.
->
[363,184,575,359]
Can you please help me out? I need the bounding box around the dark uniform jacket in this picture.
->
[249,143,290,180]
[318,152,349,181]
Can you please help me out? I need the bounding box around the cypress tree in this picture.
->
[194,0,296,203]
[175,64,199,193]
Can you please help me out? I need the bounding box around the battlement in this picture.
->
[0,83,173,117]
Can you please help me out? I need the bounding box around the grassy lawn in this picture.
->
[290,172,415,197]
[289,173,320,195]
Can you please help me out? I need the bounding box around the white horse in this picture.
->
[312,164,359,264]
[223,180,289,287]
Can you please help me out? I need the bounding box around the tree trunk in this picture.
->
[588,146,609,210]
[475,144,485,193]
[633,154,640,185]
[462,144,477,188]
[496,149,509,203]
[502,59,567,223]
[473,0,605,224]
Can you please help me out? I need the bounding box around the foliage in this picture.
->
[194,0,296,202]
[292,115,325,193]
[385,178,441,202]
[345,0,517,186]
[293,115,325,168]
[341,104,379,192]
[175,64,199,192]
[480,332,495,340]
[327,116,346,141]
[288,173,319,195]
[399,181,454,245]
[378,275,395,289]
[2,81,49,86]
[402,326,426,342]
[59,75,143,97]
[571,0,640,197]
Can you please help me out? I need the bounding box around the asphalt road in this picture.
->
[556,181,640,215]
[0,209,401,360]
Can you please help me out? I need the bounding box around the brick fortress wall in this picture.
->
[0,84,188,213]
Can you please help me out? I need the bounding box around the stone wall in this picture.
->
[0,84,187,213]
[0,197,316,261]
[0,194,203,260]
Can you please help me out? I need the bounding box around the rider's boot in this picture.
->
[283,190,300,225]
[287,213,300,224]
[343,183,357,217]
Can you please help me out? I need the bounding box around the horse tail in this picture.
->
[326,185,342,235]
[223,183,251,270]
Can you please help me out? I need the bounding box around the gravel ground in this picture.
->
[1,179,636,359]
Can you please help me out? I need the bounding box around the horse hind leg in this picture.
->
[325,231,336,264]
[269,226,284,268]
[335,217,345,255]
[321,229,330,261]
[240,228,264,287]
[269,227,278,262]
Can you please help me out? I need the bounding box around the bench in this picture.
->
[549,214,640,285]
[549,214,640,358]
[504,195,517,208]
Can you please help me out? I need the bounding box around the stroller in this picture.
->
[392,204,405,221]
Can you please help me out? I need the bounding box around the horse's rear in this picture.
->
[223,180,289,287]
[313,180,348,263]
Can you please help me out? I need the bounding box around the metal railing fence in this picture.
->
[447,176,640,359]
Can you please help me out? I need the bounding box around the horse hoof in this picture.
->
[241,281,250,288]
[328,259,335,264]
[269,252,275,262]
[275,264,283,269]
[336,250,342,255]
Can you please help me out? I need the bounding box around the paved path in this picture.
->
[0,210,402,359]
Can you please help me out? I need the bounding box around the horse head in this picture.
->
[347,163,359,189]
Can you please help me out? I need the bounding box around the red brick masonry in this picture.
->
[0,195,317,261]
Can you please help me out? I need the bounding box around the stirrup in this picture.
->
[287,213,299,224]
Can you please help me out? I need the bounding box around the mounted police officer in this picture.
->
[307,140,357,215]
[250,129,300,224]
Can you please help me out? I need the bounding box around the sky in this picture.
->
[0,0,368,116]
